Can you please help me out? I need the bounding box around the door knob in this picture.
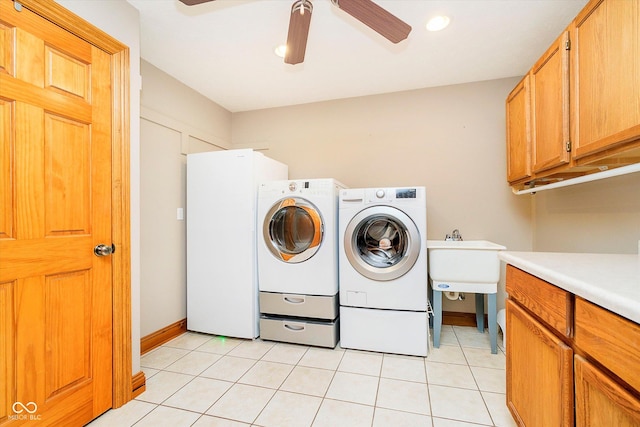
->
[94,243,115,257]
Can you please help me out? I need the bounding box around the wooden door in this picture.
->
[572,0,640,161]
[505,75,532,184]
[0,1,113,425]
[531,31,571,174]
[575,356,640,427]
[506,300,574,427]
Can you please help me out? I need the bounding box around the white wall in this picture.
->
[233,78,534,313]
[139,60,229,337]
[140,60,232,149]
[532,172,640,254]
[56,0,142,373]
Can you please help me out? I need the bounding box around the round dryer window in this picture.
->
[264,197,324,263]
[344,206,420,281]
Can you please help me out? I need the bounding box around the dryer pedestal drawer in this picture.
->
[260,292,338,320]
[260,316,339,348]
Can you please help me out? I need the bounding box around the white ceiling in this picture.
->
[128,0,588,113]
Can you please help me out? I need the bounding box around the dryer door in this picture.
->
[344,206,420,281]
[264,197,324,263]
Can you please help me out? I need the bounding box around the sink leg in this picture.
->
[433,290,442,348]
[488,293,497,354]
[475,293,484,333]
[428,281,433,328]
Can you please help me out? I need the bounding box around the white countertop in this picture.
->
[499,251,640,324]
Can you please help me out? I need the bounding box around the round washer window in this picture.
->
[264,197,323,263]
[344,206,420,281]
[355,215,408,269]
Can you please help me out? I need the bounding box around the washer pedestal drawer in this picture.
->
[260,291,339,320]
[260,315,339,348]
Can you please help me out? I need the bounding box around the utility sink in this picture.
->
[426,240,506,354]
[427,240,506,288]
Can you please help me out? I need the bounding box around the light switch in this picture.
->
[177,208,184,221]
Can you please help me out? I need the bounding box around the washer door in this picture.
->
[344,206,420,281]
[264,197,324,263]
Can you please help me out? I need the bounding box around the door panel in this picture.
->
[506,299,574,427]
[0,99,12,239]
[505,75,531,183]
[46,47,90,100]
[44,113,91,235]
[0,281,15,422]
[575,355,640,427]
[44,271,91,399]
[531,31,570,173]
[573,0,640,159]
[0,0,113,424]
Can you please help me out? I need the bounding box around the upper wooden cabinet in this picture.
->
[571,0,640,164]
[506,0,640,190]
[531,31,571,174]
[506,76,531,183]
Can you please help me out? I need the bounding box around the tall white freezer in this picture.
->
[186,149,287,338]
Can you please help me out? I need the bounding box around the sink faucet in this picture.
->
[445,229,463,241]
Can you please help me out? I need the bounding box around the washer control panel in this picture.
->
[340,187,425,205]
[367,187,419,202]
[395,188,417,199]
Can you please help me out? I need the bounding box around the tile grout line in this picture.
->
[131,329,509,427]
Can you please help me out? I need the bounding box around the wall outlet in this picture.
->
[177,208,184,221]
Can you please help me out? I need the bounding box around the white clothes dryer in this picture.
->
[258,179,345,348]
[257,179,345,296]
[339,187,429,356]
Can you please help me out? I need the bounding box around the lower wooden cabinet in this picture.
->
[506,299,574,427]
[506,265,640,427]
[574,355,640,427]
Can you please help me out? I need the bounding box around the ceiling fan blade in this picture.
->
[332,0,411,43]
[178,0,216,5]
[285,0,313,65]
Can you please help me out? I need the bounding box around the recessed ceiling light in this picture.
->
[274,45,287,58]
[426,15,450,32]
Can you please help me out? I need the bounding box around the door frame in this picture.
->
[16,0,133,408]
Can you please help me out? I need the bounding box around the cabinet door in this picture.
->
[506,75,532,183]
[531,31,571,173]
[574,297,640,393]
[575,355,640,427]
[506,300,574,427]
[572,0,640,161]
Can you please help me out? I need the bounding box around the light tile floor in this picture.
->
[88,325,517,427]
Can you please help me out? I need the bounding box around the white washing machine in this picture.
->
[257,179,345,348]
[339,187,429,356]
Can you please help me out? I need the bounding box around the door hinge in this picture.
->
[565,39,571,50]
[566,141,572,152]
